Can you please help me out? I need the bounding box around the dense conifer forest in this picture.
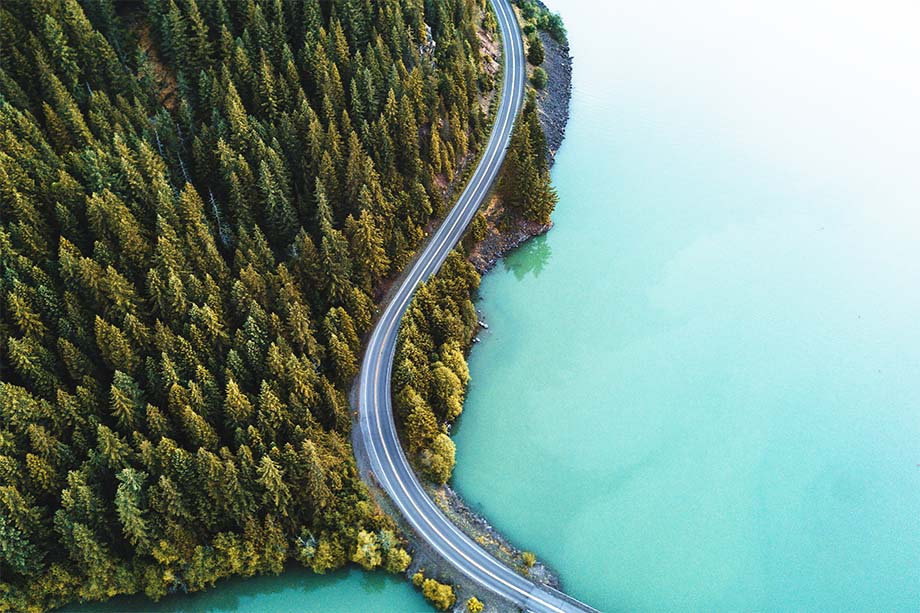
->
[0,0,502,609]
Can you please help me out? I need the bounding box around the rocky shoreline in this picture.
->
[534,21,572,162]
[467,204,553,275]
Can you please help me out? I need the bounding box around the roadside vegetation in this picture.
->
[394,97,557,483]
[513,0,567,45]
[527,33,545,66]
[412,569,457,611]
[498,93,557,222]
[0,0,499,610]
[531,67,548,89]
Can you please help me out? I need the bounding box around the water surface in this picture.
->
[452,0,920,610]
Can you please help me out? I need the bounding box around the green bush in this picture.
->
[515,0,568,44]
[541,12,568,44]
[531,67,548,89]
[527,33,545,65]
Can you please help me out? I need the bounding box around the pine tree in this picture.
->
[115,468,149,550]
[163,0,189,66]
[256,453,290,512]
[185,0,213,78]
[395,94,421,178]
[527,33,545,66]
[41,15,80,91]
[257,159,297,248]
[110,371,144,431]
[346,210,389,291]
[405,401,438,454]
[94,316,137,372]
[300,440,330,510]
[498,102,557,223]
[224,379,254,427]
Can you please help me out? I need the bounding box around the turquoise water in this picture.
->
[59,567,426,612]
[452,0,920,611]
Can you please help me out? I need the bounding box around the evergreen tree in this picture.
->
[527,33,545,66]
[498,98,557,223]
[346,210,389,291]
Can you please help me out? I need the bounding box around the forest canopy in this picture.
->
[0,0,499,609]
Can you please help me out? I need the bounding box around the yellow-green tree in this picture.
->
[422,578,456,611]
[351,529,382,570]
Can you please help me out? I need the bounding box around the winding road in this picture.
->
[356,1,598,611]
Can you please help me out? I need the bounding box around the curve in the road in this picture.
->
[356,2,598,612]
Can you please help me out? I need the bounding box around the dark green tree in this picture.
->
[527,33,544,65]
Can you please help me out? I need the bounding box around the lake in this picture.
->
[452,0,920,610]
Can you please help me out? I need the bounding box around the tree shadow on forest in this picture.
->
[502,234,553,281]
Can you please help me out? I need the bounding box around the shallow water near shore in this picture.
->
[58,566,426,612]
[452,0,920,611]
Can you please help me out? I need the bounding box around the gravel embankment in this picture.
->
[534,28,572,162]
